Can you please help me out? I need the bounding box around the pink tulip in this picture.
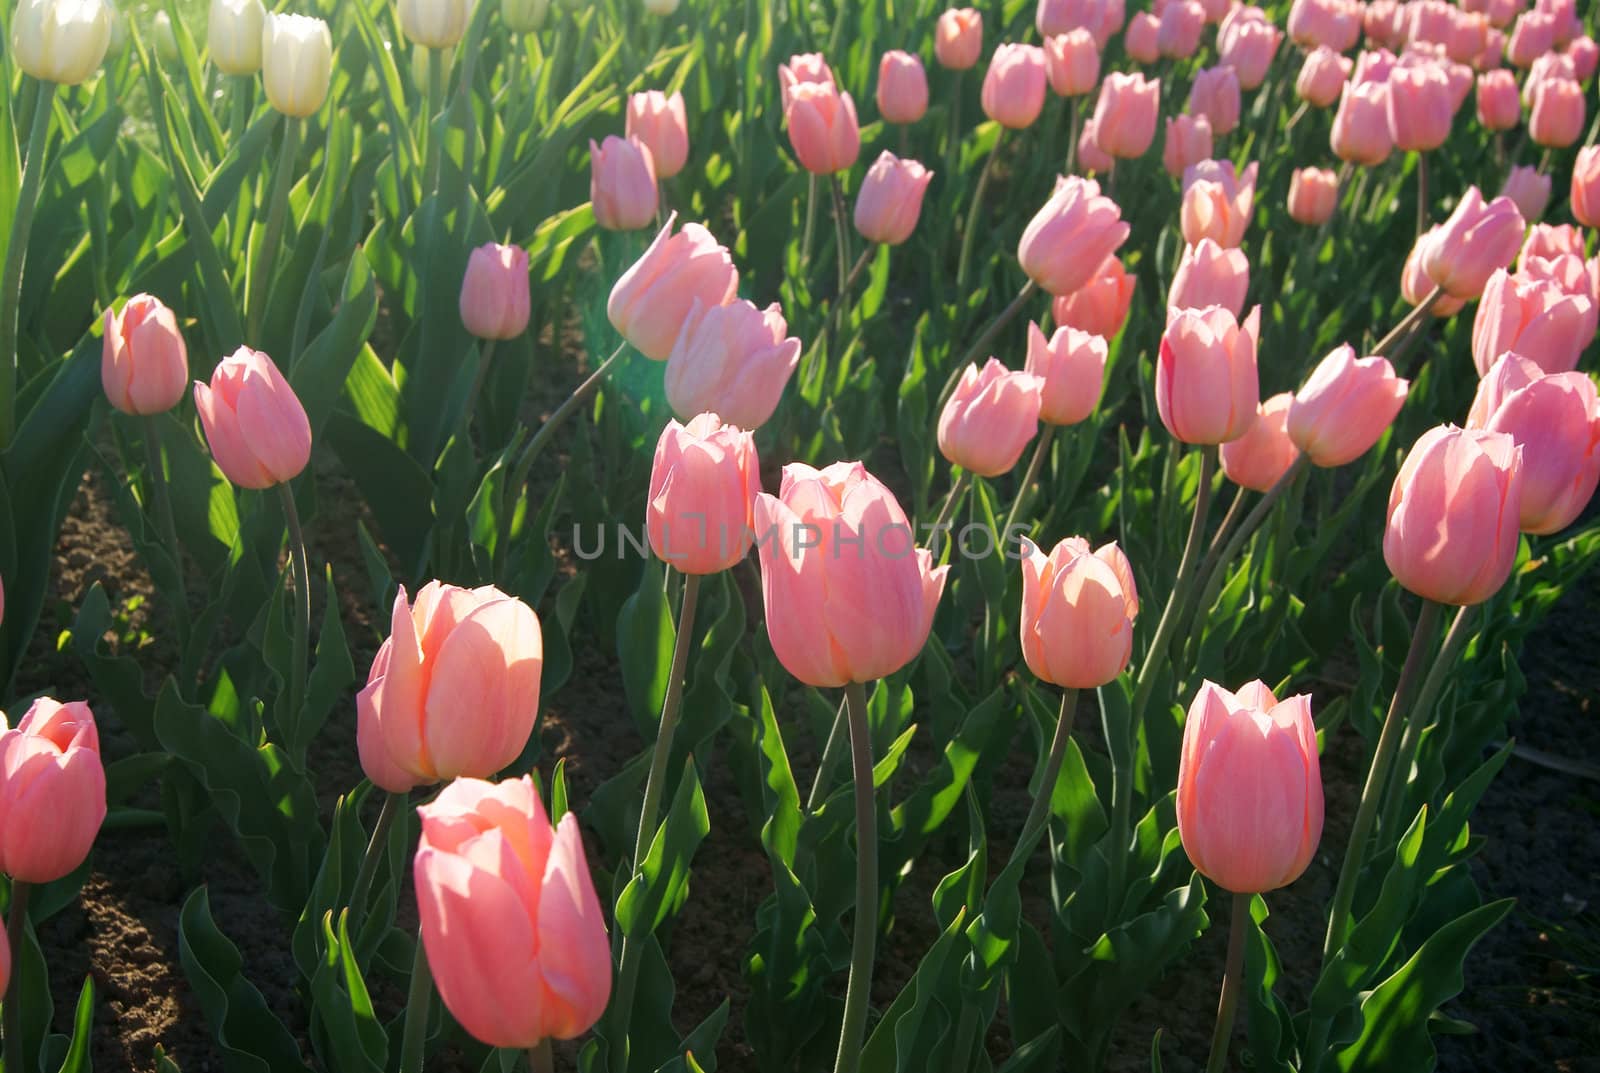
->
[1498,166,1551,222]
[101,294,188,415]
[1163,114,1214,178]
[1470,361,1600,534]
[193,347,311,490]
[753,461,948,687]
[1052,254,1136,338]
[1181,159,1257,248]
[608,214,740,361]
[1521,222,1586,263]
[1288,167,1339,225]
[1092,72,1160,157]
[1542,0,1580,47]
[1026,322,1106,425]
[1332,82,1395,166]
[1484,0,1520,29]
[1475,69,1520,130]
[1422,188,1526,299]
[0,699,105,884]
[1157,305,1261,445]
[589,136,658,232]
[935,8,983,70]
[1354,47,1398,85]
[937,358,1044,476]
[459,243,531,341]
[1020,537,1138,688]
[1036,0,1102,37]
[1091,0,1125,45]
[1221,393,1301,492]
[664,299,802,430]
[1018,175,1130,296]
[854,151,934,246]
[1467,352,1546,429]
[414,777,610,1048]
[1567,35,1598,80]
[1384,425,1523,605]
[1178,681,1322,894]
[1402,228,1469,317]
[625,91,688,179]
[1507,10,1556,67]
[779,52,835,112]
[786,82,861,174]
[1287,345,1409,466]
[1529,77,1584,147]
[877,50,929,124]
[1126,12,1161,63]
[1158,0,1206,59]
[1045,29,1100,97]
[1573,146,1600,228]
[1478,27,1507,69]
[647,413,759,574]
[1386,62,1455,151]
[357,581,543,794]
[1188,66,1241,135]
[1078,117,1116,172]
[1471,269,1593,376]
[1169,238,1250,317]
[1407,0,1457,48]
[1524,52,1577,105]
[1219,15,1281,89]
[1364,0,1404,47]
[1288,0,1362,51]
[981,44,1048,128]
[1296,46,1352,107]
[1449,11,1492,63]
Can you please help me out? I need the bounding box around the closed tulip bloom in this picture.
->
[1287,345,1409,466]
[1288,167,1339,225]
[935,8,983,70]
[414,777,610,1048]
[589,136,658,231]
[643,0,679,15]
[779,52,835,112]
[193,347,311,489]
[1471,269,1593,376]
[1188,66,1241,135]
[0,699,105,884]
[1036,0,1100,36]
[1384,425,1523,604]
[1221,393,1301,492]
[938,358,1044,476]
[398,0,469,48]
[357,582,543,794]
[608,215,740,361]
[1402,228,1468,316]
[1528,77,1584,147]
[665,299,801,429]
[1092,72,1160,157]
[1045,29,1099,97]
[1364,0,1403,47]
[502,0,550,32]
[1507,10,1556,67]
[102,294,188,416]
[1168,239,1250,317]
[1026,323,1105,425]
[1163,114,1214,178]
[1521,222,1586,263]
[1178,681,1322,894]
[1288,0,1361,51]
[1517,253,1600,345]
[1157,305,1261,445]
[1422,187,1526,299]
[1354,47,1398,85]
[1467,352,1545,429]
[853,151,934,246]
[1449,11,1491,62]
[1296,46,1352,107]
[209,0,263,75]
[1475,69,1520,130]
[1385,62,1455,151]
[261,13,331,117]
[1524,52,1577,105]
[1498,166,1551,221]
[1078,117,1115,172]
[1567,35,1598,80]
[1572,146,1600,228]
[647,414,759,574]
[1017,176,1131,296]
[626,90,689,178]
[1473,366,1600,534]
[1052,254,1136,338]
[981,44,1048,128]
[460,243,531,340]
[1158,0,1205,59]
[1219,17,1280,89]
[1125,12,1161,63]
[786,82,861,174]
[11,0,111,84]
[877,50,929,123]
[1180,159,1257,248]
[1020,537,1137,688]
[753,462,949,687]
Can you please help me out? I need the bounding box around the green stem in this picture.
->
[509,341,628,494]
[278,482,311,745]
[247,116,302,345]
[944,70,964,182]
[807,697,849,811]
[956,132,1005,290]
[1414,150,1428,238]
[1378,604,1477,842]
[0,79,58,449]
[529,1041,553,1073]
[826,175,853,358]
[828,244,877,344]
[1186,456,1309,642]
[1001,424,1058,553]
[229,75,250,144]
[423,47,446,194]
[1204,893,1251,1073]
[926,470,973,561]
[801,173,819,268]
[1008,689,1079,870]
[3,882,31,1073]
[399,926,434,1073]
[463,339,498,434]
[1065,96,1081,174]
[943,280,1040,409]
[1373,286,1443,356]
[144,415,189,644]
[832,680,877,1073]
[347,790,406,940]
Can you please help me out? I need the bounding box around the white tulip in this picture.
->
[208,0,264,76]
[501,0,549,33]
[397,0,470,50]
[260,11,332,118]
[11,0,112,85]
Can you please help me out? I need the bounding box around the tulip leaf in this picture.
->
[307,911,387,1073]
[615,558,677,737]
[289,249,379,442]
[1243,895,1296,1073]
[859,909,966,1073]
[322,412,435,581]
[615,757,710,939]
[291,566,355,765]
[49,976,94,1073]
[70,582,160,750]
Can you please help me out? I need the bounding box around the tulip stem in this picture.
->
[1065,97,1081,174]
[832,680,877,1073]
[1414,151,1429,238]
[802,174,819,268]
[463,340,498,437]
[1306,598,1444,1071]
[143,416,189,645]
[927,470,973,561]
[528,1042,553,1073]
[1372,286,1443,357]
[943,71,964,184]
[1010,689,1080,870]
[229,76,251,145]
[807,696,850,811]
[423,47,447,195]
[3,882,31,1073]
[247,116,302,346]
[278,483,312,750]
[347,790,406,940]
[1203,892,1251,1073]
[1001,424,1058,554]
[948,280,1040,401]
[0,79,57,449]
[956,131,1006,290]
[826,176,854,358]
[399,926,434,1073]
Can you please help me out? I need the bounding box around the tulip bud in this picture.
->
[209,0,264,75]
[151,10,179,64]
[1158,0,1205,58]
[1524,52,1577,106]
[193,347,311,489]
[1470,364,1600,534]
[754,462,948,687]
[1221,393,1301,492]
[1467,352,1545,429]
[1180,159,1257,249]
[935,8,983,70]
[1288,167,1339,225]
[1078,117,1116,172]
[1017,176,1131,296]
[779,53,835,112]
[1163,113,1213,178]
[11,0,111,84]
[664,299,802,430]
[1573,146,1600,229]
[261,12,332,118]
[1025,322,1105,426]
[1188,66,1240,135]
[1020,537,1138,689]
[1125,11,1160,63]
[1288,345,1409,466]
[1169,238,1250,317]
[1497,166,1551,222]
[1296,45,1352,107]
[1332,80,1394,166]
[1474,70,1519,131]
[358,582,543,793]
[1092,72,1160,157]
[1472,269,1593,376]
[414,778,610,1047]
[1422,187,1526,299]
[0,699,105,883]
[1052,254,1135,339]
[1402,228,1467,317]
[1384,425,1523,605]
[1036,0,1101,37]
[981,44,1048,129]
[647,414,759,574]
[785,82,861,175]
[1528,76,1584,147]
[502,0,550,33]
[398,0,470,49]
[1045,29,1100,97]
[1568,35,1599,80]
[1508,10,1556,67]
[877,50,929,124]
[589,136,658,231]
[101,294,188,416]
[643,0,679,14]
[1178,681,1322,894]
[1219,15,1280,89]
[1521,222,1586,263]
[608,214,739,361]
[938,359,1044,476]
[1157,305,1261,445]
[626,90,689,179]
[853,151,934,246]
[1386,62,1456,151]
[460,243,531,341]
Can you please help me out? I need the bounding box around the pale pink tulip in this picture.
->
[1025,322,1106,425]
[664,299,801,430]
[1020,537,1138,688]
[1288,345,1410,466]
[1157,305,1261,445]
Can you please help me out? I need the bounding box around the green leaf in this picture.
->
[859,910,966,1073]
[308,911,386,1072]
[614,758,710,939]
[289,250,379,439]
[615,558,676,736]
[53,977,95,1073]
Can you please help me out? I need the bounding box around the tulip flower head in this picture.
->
[982,43,1049,128]
[853,151,934,247]
[11,0,112,84]
[398,0,470,49]
[1020,536,1139,688]
[1168,238,1250,318]
[1163,113,1214,178]
[1157,305,1261,445]
[877,50,930,123]
[209,0,264,75]
[937,358,1045,477]
[1288,345,1409,467]
[261,12,332,117]
[193,347,312,489]
[626,90,689,179]
[460,243,532,341]
[0,699,105,883]
[1052,254,1136,339]
[785,81,862,174]
[1092,72,1161,157]
[1221,393,1301,492]
[609,214,740,361]
[935,8,983,70]
[1421,188,1526,299]
[647,414,760,574]
[589,135,659,231]
[1025,322,1106,426]
[664,299,802,430]
[102,294,188,416]
[1017,176,1130,296]
[1180,159,1258,249]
